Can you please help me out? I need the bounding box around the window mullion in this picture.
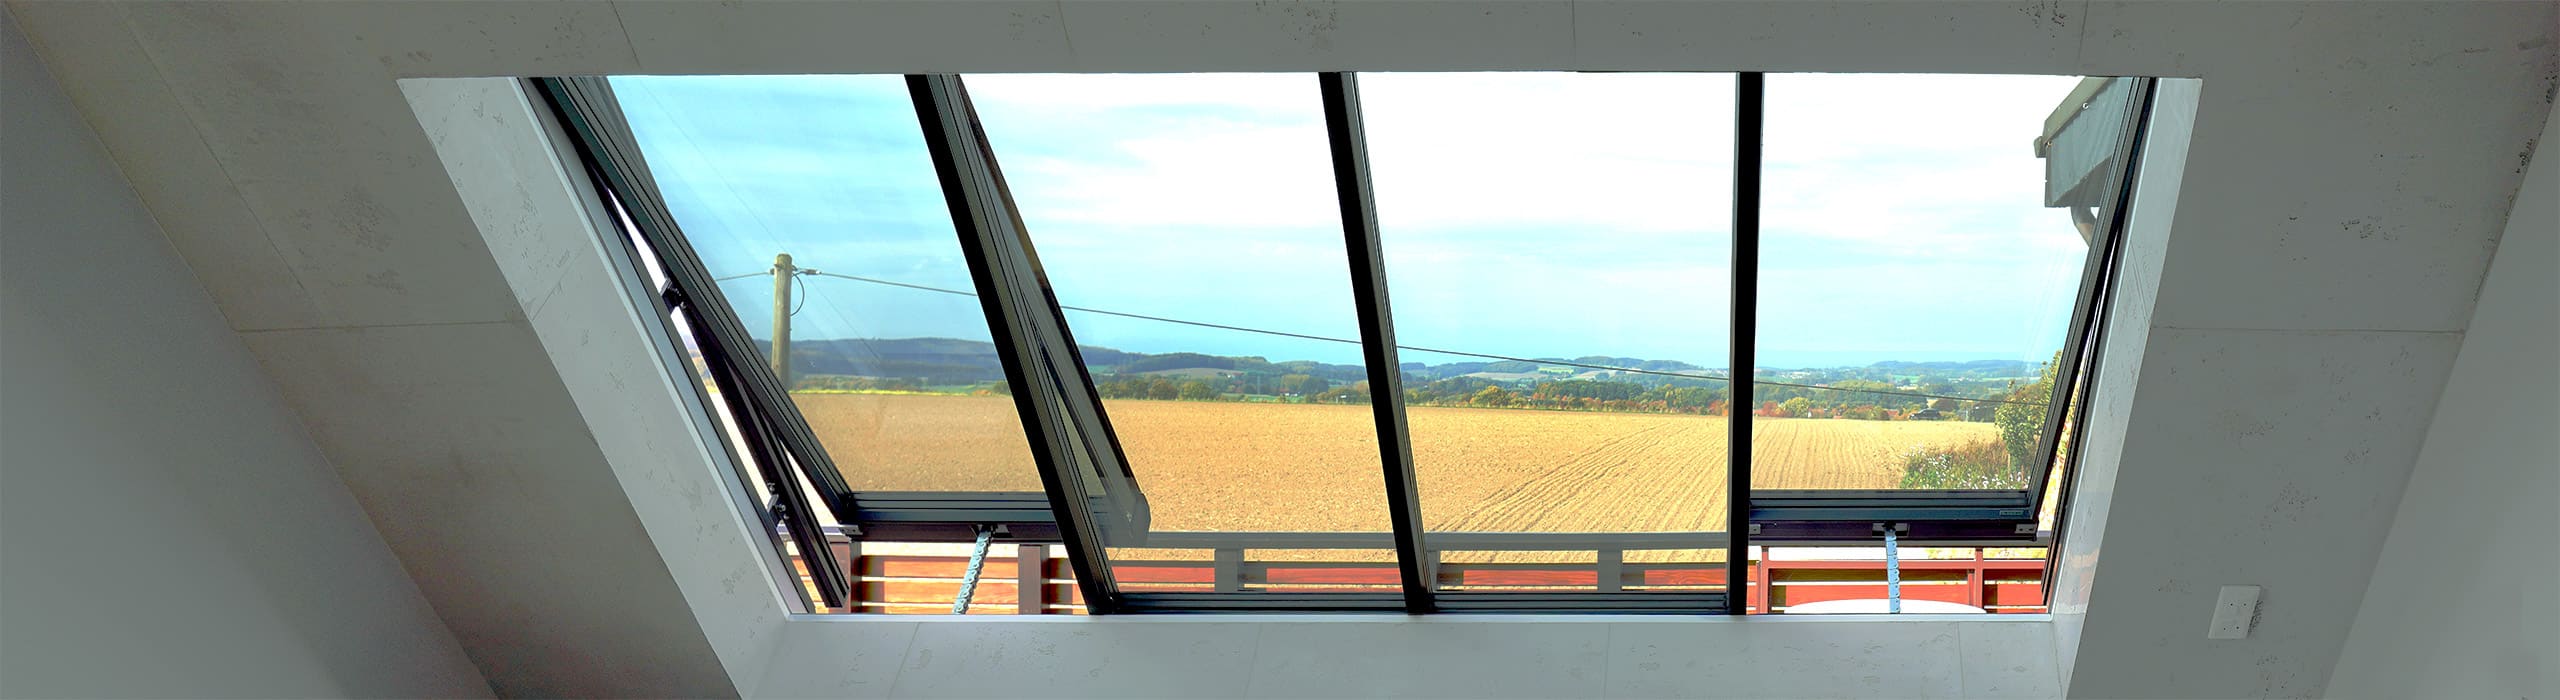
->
[1727,72,1765,614]
[1318,72,1435,614]
[905,74,1126,613]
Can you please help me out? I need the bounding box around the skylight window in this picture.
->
[537,70,2156,614]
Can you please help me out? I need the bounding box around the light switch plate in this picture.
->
[2207,585,2261,639]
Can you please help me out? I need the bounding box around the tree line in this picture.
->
[789,350,2069,492]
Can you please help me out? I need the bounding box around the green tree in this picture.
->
[1660,386,1721,412]
[1896,440,2021,489]
[1279,373,1329,396]
[1470,385,1516,407]
[1781,396,1812,417]
[1314,381,1370,404]
[1177,380,1218,401]
[1147,377,1180,401]
[1995,351,2065,472]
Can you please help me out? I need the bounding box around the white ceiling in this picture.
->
[9,1,2553,698]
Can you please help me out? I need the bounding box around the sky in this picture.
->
[613,72,2096,370]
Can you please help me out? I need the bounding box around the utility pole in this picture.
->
[771,253,795,388]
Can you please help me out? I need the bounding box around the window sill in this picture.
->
[759,612,2061,698]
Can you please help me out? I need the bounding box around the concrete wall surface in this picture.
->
[2325,103,2559,700]
[0,8,490,698]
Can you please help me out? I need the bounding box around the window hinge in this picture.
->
[2016,523,2038,535]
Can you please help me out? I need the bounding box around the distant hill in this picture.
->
[755,336,2033,387]
[1862,359,2039,377]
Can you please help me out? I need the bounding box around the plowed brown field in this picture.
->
[794,393,1996,546]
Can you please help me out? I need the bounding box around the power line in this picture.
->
[723,268,2046,408]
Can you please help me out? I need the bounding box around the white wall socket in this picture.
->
[2207,585,2262,639]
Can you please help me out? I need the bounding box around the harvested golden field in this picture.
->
[795,393,1997,548]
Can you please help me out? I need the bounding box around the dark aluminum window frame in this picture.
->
[1744,76,2160,543]
[536,72,2158,615]
[536,78,858,610]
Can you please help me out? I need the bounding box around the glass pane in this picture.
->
[1435,548,1730,593]
[964,73,1395,592]
[1752,74,2119,493]
[612,75,1042,493]
[1362,72,1737,594]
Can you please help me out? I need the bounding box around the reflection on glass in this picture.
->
[613,75,1041,493]
[1752,74,2124,492]
[965,74,1393,592]
[1363,72,1737,592]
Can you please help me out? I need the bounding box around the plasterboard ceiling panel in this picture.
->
[612,0,1074,75]
[324,1,642,79]
[1058,0,1572,72]
[116,2,524,329]
[2083,0,2557,332]
[6,1,327,331]
[1571,0,2083,73]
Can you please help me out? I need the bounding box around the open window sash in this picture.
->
[1745,77,2159,543]
[537,76,857,608]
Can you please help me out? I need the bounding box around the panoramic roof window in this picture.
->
[540,70,2157,615]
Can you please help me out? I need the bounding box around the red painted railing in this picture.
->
[797,535,2047,615]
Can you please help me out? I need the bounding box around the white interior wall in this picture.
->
[4,3,757,697]
[5,3,2552,699]
[0,9,489,698]
[2324,104,2560,700]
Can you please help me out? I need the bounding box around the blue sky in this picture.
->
[614,72,2089,370]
